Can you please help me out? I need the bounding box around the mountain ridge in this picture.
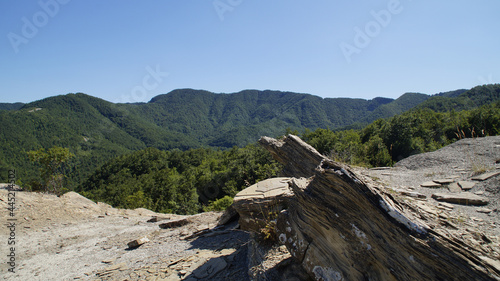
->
[1,84,498,188]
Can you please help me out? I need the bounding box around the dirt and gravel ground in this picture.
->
[1,136,499,280]
[0,190,253,280]
[358,136,500,234]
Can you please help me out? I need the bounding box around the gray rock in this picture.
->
[217,205,238,226]
[431,192,489,206]
[159,218,191,229]
[147,216,171,223]
[232,177,292,232]
[193,257,227,279]
[421,181,442,188]
[260,135,497,281]
[472,171,500,181]
[127,236,150,249]
[458,181,476,191]
[399,191,427,199]
[447,182,462,193]
[438,202,455,210]
[477,208,493,214]
[433,178,455,184]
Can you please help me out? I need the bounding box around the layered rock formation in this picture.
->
[258,135,500,281]
[232,177,292,233]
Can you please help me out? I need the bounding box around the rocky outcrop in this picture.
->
[259,135,500,281]
[232,177,292,233]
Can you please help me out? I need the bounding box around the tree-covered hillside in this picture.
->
[302,100,500,167]
[0,89,413,187]
[416,85,500,112]
[0,102,24,111]
[77,144,281,214]
[137,89,401,147]
[75,93,500,215]
[1,85,498,189]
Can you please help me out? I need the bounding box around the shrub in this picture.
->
[203,195,234,212]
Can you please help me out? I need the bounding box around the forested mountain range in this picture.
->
[0,85,498,190]
[0,102,24,111]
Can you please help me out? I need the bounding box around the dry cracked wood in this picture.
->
[259,135,500,281]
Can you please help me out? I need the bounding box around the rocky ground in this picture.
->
[359,136,500,230]
[0,191,257,280]
[356,136,500,264]
[1,136,499,280]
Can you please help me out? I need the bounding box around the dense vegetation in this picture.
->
[1,84,499,215]
[27,146,74,194]
[0,88,431,188]
[77,144,281,214]
[416,85,499,112]
[74,100,500,214]
[302,100,500,167]
[0,102,24,111]
[71,84,500,214]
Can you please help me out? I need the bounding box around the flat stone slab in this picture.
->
[458,181,476,191]
[431,192,489,206]
[471,171,500,181]
[433,178,455,184]
[233,177,293,232]
[234,177,291,201]
[369,167,391,170]
[438,202,455,210]
[399,191,426,199]
[477,208,493,214]
[193,257,227,279]
[447,182,462,193]
[147,216,171,222]
[415,201,438,216]
[159,218,191,229]
[421,181,442,188]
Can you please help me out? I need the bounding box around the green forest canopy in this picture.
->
[77,144,281,215]
[76,100,500,214]
[2,84,499,215]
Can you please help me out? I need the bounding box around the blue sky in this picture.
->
[1,0,499,103]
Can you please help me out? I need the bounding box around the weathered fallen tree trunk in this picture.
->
[259,135,500,281]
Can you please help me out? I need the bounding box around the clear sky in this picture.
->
[1,0,499,103]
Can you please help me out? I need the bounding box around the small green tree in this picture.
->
[203,195,233,212]
[27,147,75,194]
